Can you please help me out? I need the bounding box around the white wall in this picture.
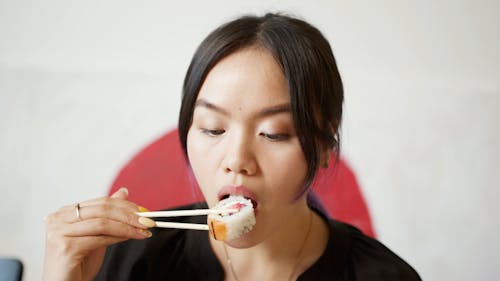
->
[1,1,499,280]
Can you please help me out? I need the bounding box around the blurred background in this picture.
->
[1,0,499,280]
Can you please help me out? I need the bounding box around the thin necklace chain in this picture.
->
[223,210,313,281]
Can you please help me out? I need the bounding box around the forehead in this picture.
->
[196,47,290,113]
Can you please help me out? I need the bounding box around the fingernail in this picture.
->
[139,229,153,238]
[119,187,129,195]
[138,217,156,228]
[138,206,149,212]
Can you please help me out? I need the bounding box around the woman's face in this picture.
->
[186,47,308,246]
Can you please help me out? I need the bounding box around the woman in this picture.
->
[43,13,421,280]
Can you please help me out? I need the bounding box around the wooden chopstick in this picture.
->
[136,208,238,218]
[154,222,209,231]
[136,208,239,231]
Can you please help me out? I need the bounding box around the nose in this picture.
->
[222,133,257,176]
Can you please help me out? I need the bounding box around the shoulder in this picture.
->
[94,202,223,281]
[328,219,421,281]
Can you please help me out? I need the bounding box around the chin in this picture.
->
[224,220,267,248]
[224,231,260,249]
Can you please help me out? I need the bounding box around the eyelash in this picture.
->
[259,132,290,141]
[200,128,290,142]
[200,128,225,137]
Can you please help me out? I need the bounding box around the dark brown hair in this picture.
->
[178,13,343,192]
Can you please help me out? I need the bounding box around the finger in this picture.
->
[58,197,136,215]
[60,187,130,210]
[111,187,128,199]
[49,203,155,229]
[55,197,142,222]
[82,197,140,212]
[61,235,132,258]
[46,235,129,260]
[61,218,153,239]
[78,235,129,251]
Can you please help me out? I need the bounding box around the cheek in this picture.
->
[187,129,219,205]
[186,129,203,165]
[261,145,308,198]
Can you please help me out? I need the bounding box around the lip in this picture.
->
[217,185,259,211]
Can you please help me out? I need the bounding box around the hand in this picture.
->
[42,188,155,281]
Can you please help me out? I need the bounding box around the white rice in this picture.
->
[208,195,256,241]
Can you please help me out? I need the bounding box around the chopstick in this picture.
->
[154,222,209,231]
[136,208,238,231]
[136,208,238,218]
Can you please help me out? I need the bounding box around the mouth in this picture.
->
[217,185,258,211]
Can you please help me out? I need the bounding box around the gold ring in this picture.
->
[75,203,82,221]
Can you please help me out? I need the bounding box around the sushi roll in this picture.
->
[208,195,256,241]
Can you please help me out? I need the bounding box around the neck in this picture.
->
[210,202,329,281]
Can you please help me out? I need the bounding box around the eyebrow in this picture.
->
[194,99,291,118]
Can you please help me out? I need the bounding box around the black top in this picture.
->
[94,203,421,281]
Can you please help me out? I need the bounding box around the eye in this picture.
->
[259,132,290,141]
[201,128,225,137]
